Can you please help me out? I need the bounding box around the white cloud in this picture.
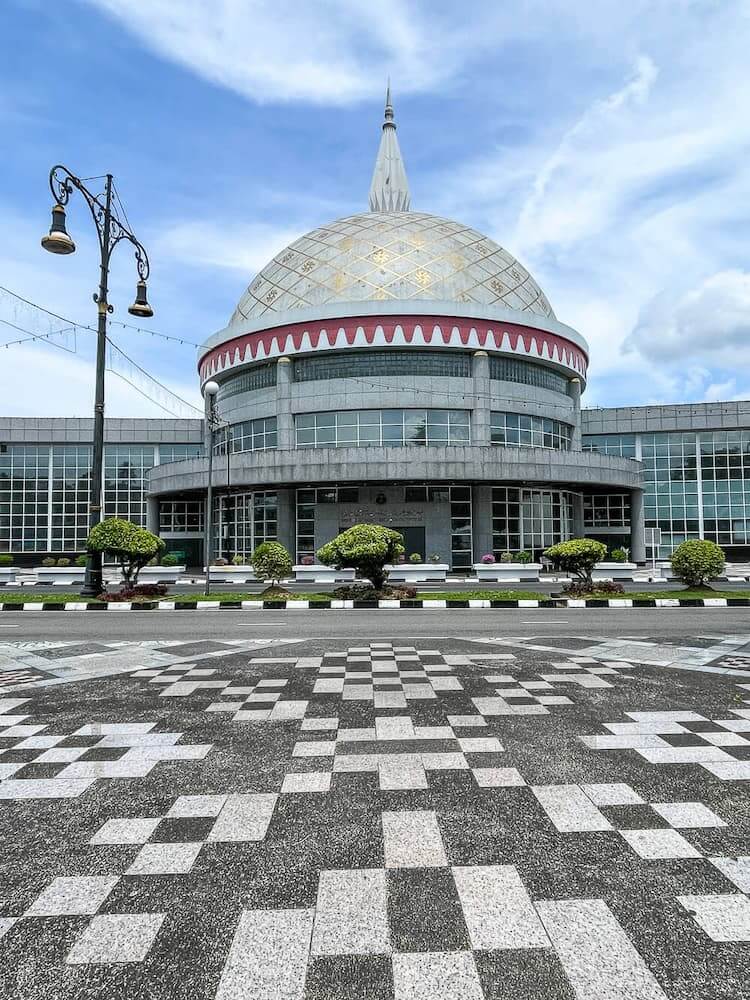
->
[153,219,307,274]
[625,270,750,368]
[84,0,469,104]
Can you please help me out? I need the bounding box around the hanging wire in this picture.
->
[105,334,203,416]
[0,285,201,347]
[0,316,78,353]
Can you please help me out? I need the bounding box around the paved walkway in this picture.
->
[1,632,749,998]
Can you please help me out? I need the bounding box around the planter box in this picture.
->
[135,566,185,585]
[34,567,86,586]
[293,565,356,584]
[208,565,258,584]
[385,563,449,583]
[591,562,637,582]
[0,567,18,584]
[473,563,541,583]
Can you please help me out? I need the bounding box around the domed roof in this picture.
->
[230,210,555,325]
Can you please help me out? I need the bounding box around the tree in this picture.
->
[86,518,165,587]
[251,541,292,589]
[544,538,607,589]
[671,539,725,588]
[317,523,404,592]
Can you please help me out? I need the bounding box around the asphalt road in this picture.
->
[3,606,750,641]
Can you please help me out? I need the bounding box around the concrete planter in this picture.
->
[293,565,356,584]
[591,562,637,582]
[135,566,185,585]
[473,563,541,583]
[385,563,449,583]
[34,567,86,586]
[0,567,18,584]
[208,565,258,584]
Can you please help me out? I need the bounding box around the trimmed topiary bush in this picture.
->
[610,547,628,563]
[75,554,88,566]
[251,541,293,588]
[41,557,56,567]
[409,552,422,563]
[86,518,165,587]
[318,523,404,592]
[544,538,607,588]
[161,553,180,567]
[56,557,71,567]
[671,539,725,588]
[517,550,532,564]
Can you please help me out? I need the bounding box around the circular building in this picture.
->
[149,94,644,569]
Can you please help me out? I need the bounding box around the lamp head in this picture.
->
[41,203,75,255]
[127,279,153,318]
[204,380,220,397]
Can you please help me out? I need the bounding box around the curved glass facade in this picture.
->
[216,363,277,401]
[295,409,471,448]
[213,417,277,454]
[293,349,471,382]
[489,356,569,395]
[491,412,572,450]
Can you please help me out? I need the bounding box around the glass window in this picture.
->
[491,413,572,450]
[214,417,277,455]
[489,356,569,395]
[215,363,277,401]
[293,350,472,382]
[294,410,472,448]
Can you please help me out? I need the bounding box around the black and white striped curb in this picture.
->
[1,597,749,611]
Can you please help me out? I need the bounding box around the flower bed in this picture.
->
[385,563,449,583]
[472,562,541,582]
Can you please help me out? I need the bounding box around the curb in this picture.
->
[1,598,748,611]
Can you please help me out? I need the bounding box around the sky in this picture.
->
[2,0,750,417]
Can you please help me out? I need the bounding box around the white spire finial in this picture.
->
[368,83,410,212]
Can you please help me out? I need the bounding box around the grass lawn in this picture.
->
[595,589,750,601]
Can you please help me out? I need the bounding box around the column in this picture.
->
[572,492,585,539]
[471,351,491,446]
[630,488,646,563]
[568,378,582,451]
[146,495,160,535]
[473,485,494,562]
[276,357,294,450]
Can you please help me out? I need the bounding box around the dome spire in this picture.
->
[368,82,411,213]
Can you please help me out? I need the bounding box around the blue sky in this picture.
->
[2,0,750,417]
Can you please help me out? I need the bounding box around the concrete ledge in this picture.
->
[1,598,747,611]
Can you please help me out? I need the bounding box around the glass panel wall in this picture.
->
[214,492,278,561]
[293,350,471,382]
[214,417,277,455]
[491,413,572,450]
[492,487,574,558]
[159,500,204,533]
[584,493,631,528]
[216,363,277,401]
[295,410,471,448]
[0,445,50,552]
[489,356,568,395]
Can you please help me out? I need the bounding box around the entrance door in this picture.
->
[395,527,426,560]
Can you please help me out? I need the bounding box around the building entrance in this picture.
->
[395,526,426,560]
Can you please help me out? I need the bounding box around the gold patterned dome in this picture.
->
[230,210,555,325]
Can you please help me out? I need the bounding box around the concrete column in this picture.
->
[572,492,585,539]
[473,484,493,561]
[568,377,582,451]
[630,488,646,563]
[276,357,294,449]
[276,488,296,557]
[146,495,160,535]
[471,351,491,446]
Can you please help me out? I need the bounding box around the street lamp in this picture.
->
[41,166,153,596]
[203,380,220,596]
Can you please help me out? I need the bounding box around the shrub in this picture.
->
[333,583,417,600]
[563,580,625,598]
[481,553,496,564]
[499,551,514,563]
[161,553,179,567]
[100,583,168,602]
[671,539,725,587]
[409,552,422,564]
[318,523,404,592]
[610,547,628,563]
[428,553,441,563]
[86,518,165,586]
[41,557,56,567]
[544,538,607,588]
[56,557,71,567]
[252,541,293,588]
[75,554,88,566]
[231,554,245,565]
[517,550,532,564]
[0,554,13,566]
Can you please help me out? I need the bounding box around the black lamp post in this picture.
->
[41,166,153,597]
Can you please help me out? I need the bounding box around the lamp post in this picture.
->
[41,166,153,597]
[203,381,220,596]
